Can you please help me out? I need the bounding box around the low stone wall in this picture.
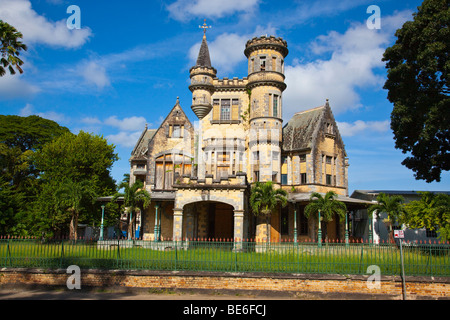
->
[0,268,449,299]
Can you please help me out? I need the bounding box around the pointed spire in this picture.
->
[196,33,212,68]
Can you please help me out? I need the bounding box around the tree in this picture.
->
[55,179,97,240]
[368,193,405,243]
[0,115,69,236]
[382,0,449,183]
[0,20,27,77]
[403,192,450,242]
[250,181,288,242]
[304,191,347,241]
[34,130,118,195]
[33,131,118,236]
[112,174,151,240]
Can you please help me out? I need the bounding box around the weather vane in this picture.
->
[199,19,212,34]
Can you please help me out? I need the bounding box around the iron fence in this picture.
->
[1,237,449,277]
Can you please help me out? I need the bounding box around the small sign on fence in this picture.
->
[394,230,405,239]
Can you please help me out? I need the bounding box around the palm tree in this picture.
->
[112,174,151,240]
[250,181,288,242]
[304,191,347,242]
[0,21,28,77]
[368,193,405,243]
[56,179,96,240]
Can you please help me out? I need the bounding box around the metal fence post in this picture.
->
[60,239,64,269]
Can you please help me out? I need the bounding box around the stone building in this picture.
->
[129,30,369,243]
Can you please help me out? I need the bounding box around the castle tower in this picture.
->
[189,22,217,179]
[189,26,217,120]
[245,36,289,183]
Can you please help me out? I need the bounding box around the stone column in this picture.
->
[173,208,183,241]
[234,210,244,251]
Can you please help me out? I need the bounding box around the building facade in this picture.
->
[129,32,367,243]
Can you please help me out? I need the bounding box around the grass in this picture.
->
[1,239,449,277]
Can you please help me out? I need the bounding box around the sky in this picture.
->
[0,0,448,194]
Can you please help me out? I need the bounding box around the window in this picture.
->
[301,173,307,184]
[272,173,278,182]
[253,171,260,182]
[155,154,192,190]
[221,99,231,121]
[326,156,333,164]
[281,174,288,185]
[281,156,288,164]
[172,125,181,138]
[326,174,332,185]
[260,56,266,71]
[273,95,279,118]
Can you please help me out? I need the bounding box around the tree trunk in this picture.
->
[69,210,79,240]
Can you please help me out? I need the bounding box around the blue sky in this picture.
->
[0,0,448,193]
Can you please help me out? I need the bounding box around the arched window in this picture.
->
[155,154,192,190]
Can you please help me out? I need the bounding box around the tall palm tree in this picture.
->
[304,191,347,242]
[250,181,288,242]
[56,179,96,240]
[0,21,27,77]
[368,193,405,243]
[113,174,151,240]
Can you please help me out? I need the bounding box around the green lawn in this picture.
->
[1,240,449,277]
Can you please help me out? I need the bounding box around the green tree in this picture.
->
[368,193,405,243]
[403,192,450,242]
[55,179,97,240]
[33,131,118,236]
[112,174,151,240]
[0,115,69,236]
[250,181,288,242]
[0,20,27,77]
[304,191,347,241]
[382,0,449,183]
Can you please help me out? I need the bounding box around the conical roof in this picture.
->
[196,34,212,68]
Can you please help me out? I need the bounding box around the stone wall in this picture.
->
[0,268,448,299]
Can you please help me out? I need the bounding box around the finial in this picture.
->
[145,123,148,130]
[176,96,180,104]
[199,19,212,35]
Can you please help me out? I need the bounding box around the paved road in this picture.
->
[0,287,305,300]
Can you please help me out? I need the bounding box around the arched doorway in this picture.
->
[207,202,234,240]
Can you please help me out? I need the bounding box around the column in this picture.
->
[234,210,244,251]
[173,208,183,242]
[154,203,160,242]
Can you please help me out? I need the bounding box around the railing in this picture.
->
[1,237,449,277]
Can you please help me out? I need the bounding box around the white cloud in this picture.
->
[167,0,260,21]
[0,0,92,48]
[337,120,390,137]
[106,131,143,148]
[0,73,40,99]
[19,103,69,123]
[78,61,111,89]
[283,11,413,119]
[104,116,147,132]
